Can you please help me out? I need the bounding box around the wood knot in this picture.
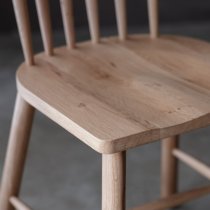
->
[78,103,86,108]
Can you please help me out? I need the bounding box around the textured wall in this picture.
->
[1,0,210,32]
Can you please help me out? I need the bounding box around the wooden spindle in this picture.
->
[173,149,210,180]
[147,0,159,38]
[131,185,210,210]
[114,0,127,41]
[10,197,32,210]
[60,0,76,49]
[12,0,34,65]
[85,0,100,44]
[35,0,53,55]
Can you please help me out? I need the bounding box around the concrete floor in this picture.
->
[1,23,210,209]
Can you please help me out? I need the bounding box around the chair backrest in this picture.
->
[12,0,159,66]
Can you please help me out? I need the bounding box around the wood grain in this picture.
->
[17,35,210,154]
[8,1,210,209]
[102,152,126,210]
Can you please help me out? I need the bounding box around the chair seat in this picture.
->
[17,34,210,153]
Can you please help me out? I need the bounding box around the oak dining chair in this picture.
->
[1,0,210,209]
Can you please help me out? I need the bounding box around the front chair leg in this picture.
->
[161,136,179,198]
[102,151,126,210]
[0,94,35,210]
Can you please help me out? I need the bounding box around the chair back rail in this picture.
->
[12,0,159,65]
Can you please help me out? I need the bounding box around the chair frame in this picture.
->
[1,0,210,209]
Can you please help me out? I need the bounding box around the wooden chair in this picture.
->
[1,0,210,209]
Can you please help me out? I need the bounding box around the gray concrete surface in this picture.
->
[1,23,210,209]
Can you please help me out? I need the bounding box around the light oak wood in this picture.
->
[131,185,210,210]
[17,35,210,154]
[0,94,34,210]
[35,0,53,55]
[10,197,32,210]
[114,0,127,40]
[173,149,210,180]
[161,136,179,197]
[12,0,34,65]
[85,0,100,44]
[5,1,210,209]
[147,0,159,38]
[102,152,126,210]
[60,0,76,49]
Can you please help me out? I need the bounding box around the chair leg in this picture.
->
[102,151,126,210]
[161,136,179,198]
[0,94,35,210]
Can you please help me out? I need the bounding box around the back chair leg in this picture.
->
[102,151,126,210]
[0,94,35,210]
[161,136,179,198]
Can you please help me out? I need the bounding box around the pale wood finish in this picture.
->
[60,0,76,49]
[35,0,53,55]
[173,149,210,180]
[12,0,159,62]
[0,94,34,210]
[102,152,126,210]
[85,0,100,43]
[147,0,159,38]
[17,35,210,154]
[131,185,210,210]
[12,0,34,65]
[5,1,210,209]
[161,136,179,197]
[114,0,127,40]
[10,197,32,210]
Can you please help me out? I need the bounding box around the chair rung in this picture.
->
[130,185,210,210]
[10,196,32,210]
[173,149,210,180]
